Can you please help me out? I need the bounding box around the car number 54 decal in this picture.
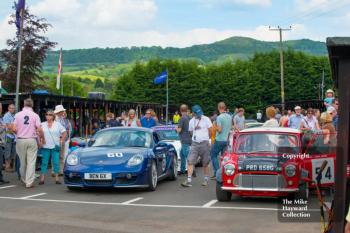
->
[311,158,334,184]
[107,153,123,158]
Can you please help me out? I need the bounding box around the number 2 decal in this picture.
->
[24,116,29,125]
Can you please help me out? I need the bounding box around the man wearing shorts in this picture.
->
[182,105,212,187]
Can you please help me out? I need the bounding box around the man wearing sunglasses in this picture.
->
[140,109,156,128]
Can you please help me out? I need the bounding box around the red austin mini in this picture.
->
[216,127,339,202]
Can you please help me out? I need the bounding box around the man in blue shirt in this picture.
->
[0,103,10,185]
[288,106,303,129]
[140,109,156,128]
[3,104,16,172]
[210,102,232,179]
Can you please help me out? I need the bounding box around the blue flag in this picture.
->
[15,0,25,31]
[154,70,168,85]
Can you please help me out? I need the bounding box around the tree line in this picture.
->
[113,49,333,116]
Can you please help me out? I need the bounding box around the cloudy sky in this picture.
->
[0,0,349,49]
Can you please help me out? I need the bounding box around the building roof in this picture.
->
[327,37,350,88]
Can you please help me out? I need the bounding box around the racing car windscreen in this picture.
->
[235,133,300,155]
[91,129,152,148]
[156,130,179,141]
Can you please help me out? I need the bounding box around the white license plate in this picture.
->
[84,173,112,180]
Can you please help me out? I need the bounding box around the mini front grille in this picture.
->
[233,174,286,189]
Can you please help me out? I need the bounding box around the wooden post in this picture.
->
[327,37,350,233]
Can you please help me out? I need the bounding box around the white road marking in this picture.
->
[0,196,278,211]
[122,197,143,205]
[202,200,218,208]
[0,185,16,190]
[20,193,47,199]
[0,196,321,212]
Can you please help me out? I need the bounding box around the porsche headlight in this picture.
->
[224,164,235,176]
[66,153,79,166]
[285,164,297,177]
[127,154,144,166]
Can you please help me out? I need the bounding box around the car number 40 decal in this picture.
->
[311,158,334,184]
[107,153,123,158]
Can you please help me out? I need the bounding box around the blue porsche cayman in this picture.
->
[64,127,178,191]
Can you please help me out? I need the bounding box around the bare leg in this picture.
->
[203,165,209,177]
[39,174,45,184]
[187,164,194,177]
[322,129,330,144]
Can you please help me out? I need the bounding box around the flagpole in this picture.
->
[166,68,169,125]
[60,48,63,97]
[14,8,24,112]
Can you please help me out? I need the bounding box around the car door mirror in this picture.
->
[87,139,95,147]
[155,146,163,151]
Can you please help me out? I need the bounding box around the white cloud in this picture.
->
[42,24,311,49]
[0,15,15,49]
[295,0,330,12]
[233,0,272,6]
[0,0,322,50]
[198,0,272,7]
[294,0,350,16]
[31,0,157,30]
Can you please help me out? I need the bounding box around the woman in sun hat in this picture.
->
[39,110,67,185]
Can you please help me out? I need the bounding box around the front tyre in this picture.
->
[147,161,158,191]
[294,182,309,200]
[216,182,232,202]
[168,156,178,181]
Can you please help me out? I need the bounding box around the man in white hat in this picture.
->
[288,106,303,129]
[54,105,71,175]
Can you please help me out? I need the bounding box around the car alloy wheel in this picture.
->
[151,161,158,189]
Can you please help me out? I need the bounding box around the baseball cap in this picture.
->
[326,89,334,94]
[294,106,301,110]
[192,105,203,117]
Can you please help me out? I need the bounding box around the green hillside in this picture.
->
[44,36,327,69]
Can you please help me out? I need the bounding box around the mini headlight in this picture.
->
[127,154,144,166]
[66,153,78,166]
[224,164,235,176]
[285,164,297,177]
